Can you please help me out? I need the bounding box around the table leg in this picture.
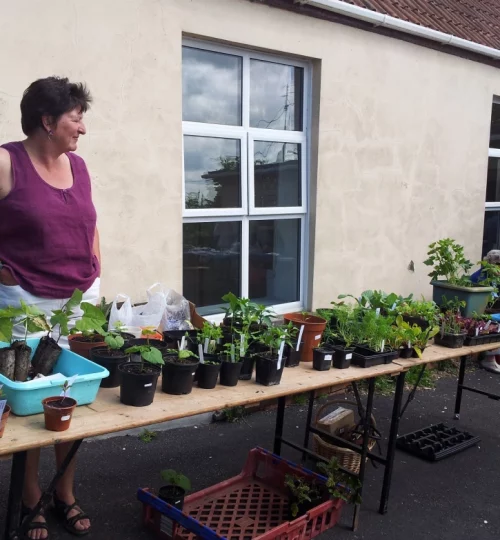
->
[273,396,286,456]
[301,390,316,462]
[379,371,406,514]
[352,378,375,531]
[4,450,27,540]
[454,355,468,420]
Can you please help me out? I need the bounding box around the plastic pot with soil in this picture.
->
[90,347,130,388]
[69,333,107,360]
[158,469,191,510]
[255,353,286,386]
[162,350,199,395]
[0,347,15,380]
[197,357,222,389]
[219,356,243,386]
[238,356,255,380]
[42,396,77,432]
[331,345,354,369]
[285,341,304,368]
[283,313,327,362]
[312,348,334,371]
[11,341,32,382]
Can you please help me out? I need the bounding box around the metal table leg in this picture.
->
[4,451,27,540]
[454,355,468,420]
[379,371,406,514]
[273,396,286,455]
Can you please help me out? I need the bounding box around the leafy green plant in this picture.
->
[285,474,321,518]
[317,457,361,504]
[49,289,83,342]
[166,348,198,364]
[357,311,394,352]
[338,290,412,313]
[330,305,360,348]
[197,322,223,354]
[392,315,439,358]
[258,325,293,356]
[139,428,157,443]
[125,329,164,371]
[0,306,20,343]
[160,469,191,492]
[424,238,473,285]
[221,405,246,423]
[395,298,439,325]
[221,342,242,363]
[71,302,107,337]
[104,331,125,352]
[15,301,50,343]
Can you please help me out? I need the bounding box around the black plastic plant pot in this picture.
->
[197,359,222,389]
[255,354,285,386]
[399,347,414,359]
[331,345,354,369]
[31,336,62,377]
[118,362,161,407]
[352,346,395,368]
[158,485,185,510]
[412,346,425,358]
[434,332,467,349]
[312,348,334,371]
[90,347,130,388]
[285,342,303,368]
[162,357,199,395]
[220,359,243,386]
[238,356,255,380]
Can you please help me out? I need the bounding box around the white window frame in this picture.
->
[182,38,311,316]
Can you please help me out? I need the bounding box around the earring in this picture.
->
[47,130,53,139]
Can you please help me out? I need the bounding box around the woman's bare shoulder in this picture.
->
[0,148,13,200]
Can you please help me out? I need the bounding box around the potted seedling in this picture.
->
[434,299,467,349]
[31,289,83,377]
[352,311,397,367]
[0,384,10,439]
[390,316,416,358]
[162,347,199,395]
[284,474,325,520]
[283,322,302,368]
[158,469,191,510]
[283,311,327,362]
[395,297,439,330]
[312,336,335,372]
[219,342,244,386]
[68,302,108,359]
[122,333,164,407]
[255,325,291,386]
[42,379,77,432]
[90,330,130,388]
[330,305,358,369]
[409,323,439,358]
[424,238,494,316]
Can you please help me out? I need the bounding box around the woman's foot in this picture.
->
[21,504,49,540]
[480,357,500,374]
[53,492,91,536]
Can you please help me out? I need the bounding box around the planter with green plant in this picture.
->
[255,326,291,386]
[219,342,244,386]
[434,300,467,349]
[284,474,325,520]
[283,311,327,362]
[68,301,109,359]
[282,322,302,368]
[158,469,191,510]
[90,330,130,388]
[197,353,221,390]
[424,238,494,316]
[329,305,359,368]
[391,316,439,358]
[162,348,199,395]
[0,384,10,438]
[352,311,397,367]
[41,379,77,432]
[395,297,438,330]
[121,337,164,407]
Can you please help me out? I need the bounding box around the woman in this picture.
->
[471,250,500,374]
[0,77,100,538]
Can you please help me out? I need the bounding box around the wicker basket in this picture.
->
[312,400,377,475]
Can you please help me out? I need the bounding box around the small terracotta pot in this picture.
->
[68,334,106,359]
[0,404,11,438]
[42,397,77,432]
[283,313,327,362]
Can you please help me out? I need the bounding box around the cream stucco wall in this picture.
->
[1,0,499,307]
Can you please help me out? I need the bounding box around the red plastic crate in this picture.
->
[139,447,343,540]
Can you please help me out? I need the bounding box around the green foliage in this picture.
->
[160,469,191,492]
[222,405,246,422]
[395,298,439,325]
[73,302,107,335]
[291,393,308,406]
[198,322,223,354]
[392,315,439,358]
[285,474,320,518]
[338,290,412,313]
[50,289,83,342]
[258,325,293,355]
[330,304,359,348]
[125,344,164,371]
[357,310,394,352]
[139,429,157,443]
[104,333,125,350]
[424,238,473,285]
[221,342,242,363]
[220,293,274,329]
[166,348,198,362]
[317,458,361,504]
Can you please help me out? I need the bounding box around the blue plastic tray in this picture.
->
[0,339,109,416]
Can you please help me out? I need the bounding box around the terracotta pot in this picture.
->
[283,313,327,362]
[68,334,106,359]
[42,396,77,432]
[0,404,11,438]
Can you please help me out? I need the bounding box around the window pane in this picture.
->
[490,102,500,149]
[183,222,241,314]
[249,219,301,305]
[182,46,242,126]
[184,136,241,209]
[486,157,500,202]
[483,211,500,257]
[250,60,303,131]
[254,141,301,207]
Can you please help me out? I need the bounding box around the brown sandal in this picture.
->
[21,504,49,540]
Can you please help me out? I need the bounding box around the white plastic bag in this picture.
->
[108,294,134,329]
[159,289,192,331]
[131,283,167,329]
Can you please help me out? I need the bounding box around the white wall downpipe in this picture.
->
[296,0,500,61]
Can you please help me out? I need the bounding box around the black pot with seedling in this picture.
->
[255,325,290,386]
[328,304,358,369]
[219,342,244,386]
[312,346,334,371]
[90,331,130,388]
[162,349,199,395]
[158,469,191,511]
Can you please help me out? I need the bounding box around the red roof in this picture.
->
[340,0,500,49]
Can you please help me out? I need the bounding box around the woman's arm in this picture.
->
[93,227,101,271]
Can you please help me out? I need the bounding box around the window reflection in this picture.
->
[250,60,303,131]
[184,136,241,209]
[254,141,301,207]
[182,47,242,126]
[490,102,500,149]
[486,157,500,203]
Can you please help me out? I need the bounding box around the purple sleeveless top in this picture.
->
[0,142,100,299]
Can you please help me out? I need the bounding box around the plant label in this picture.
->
[240,334,245,356]
[315,334,321,341]
[485,320,492,330]
[297,325,305,351]
[0,399,6,417]
[325,354,332,361]
[231,344,235,362]
[475,328,479,336]
[375,308,381,317]
[277,340,285,369]
[204,338,209,354]
[391,302,396,311]
[180,336,186,350]
[61,415,71,421]
[198,344,205,364]
[346,353,353,360]
[144,383,153,387]
[380,340,385,352]
[408,341,411,348]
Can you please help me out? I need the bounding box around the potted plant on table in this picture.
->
[162,348,199,395]
[219,342,244,386]
[158,469,191,510]
[312,339,335,372]
[255,326,291,386]
[283,311,327,362]
[391,316,439,359]
[424,238,495,316]
[0,384,10,438]
[42,379,77,432]
[352,311,397,367]
[121,336,164,407]
[68,302,108,359]
[90,330,130,388]
[434,299,467,349]
[329,305,359,369]
[395,297,439,330]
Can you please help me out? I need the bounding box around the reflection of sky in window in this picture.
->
[254,141,299,164]
[182,47,242,126]
[184,136,240,205]
[250,60,303,131]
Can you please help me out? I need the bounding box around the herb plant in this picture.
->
[197,322,223,355]
[49,289,83,342]
[160,469,191,492]
[424,238,473,286]
[285,474,321,518]
[317,457,362,504]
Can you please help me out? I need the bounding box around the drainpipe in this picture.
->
[295,0,500,60]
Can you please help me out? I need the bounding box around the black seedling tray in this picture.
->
[396,423,480,462]
[464,333,500,346]
[352,346,397,368]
